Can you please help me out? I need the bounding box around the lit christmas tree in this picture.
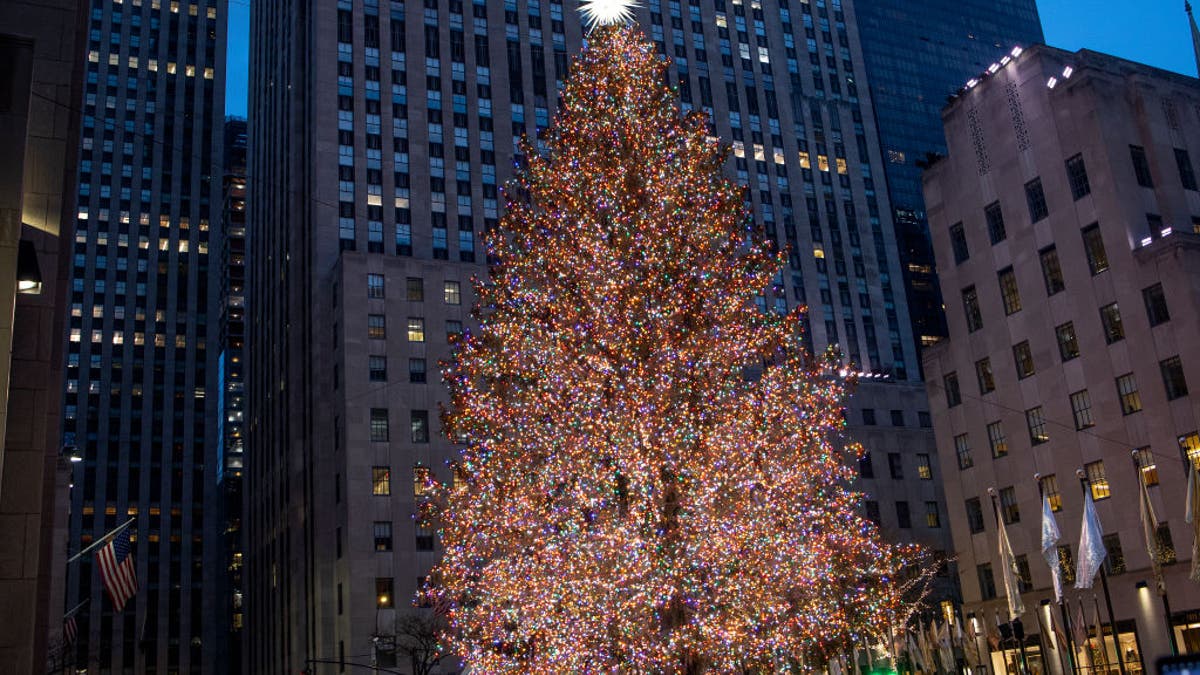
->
[428,21,913,673]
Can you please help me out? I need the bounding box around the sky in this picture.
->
[223,0,1200,117]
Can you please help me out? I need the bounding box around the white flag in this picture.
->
[997,504,1026,620]
[1187,463,1200,582]
[1075,488,1107,589]
[1137,473,1166,594]
[1040,493,1063,602]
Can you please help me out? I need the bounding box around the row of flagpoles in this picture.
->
[59,517,140,654]
[828,455,1200,675]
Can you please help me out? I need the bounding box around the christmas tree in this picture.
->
[428,21,906,673]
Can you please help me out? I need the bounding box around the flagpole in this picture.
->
[64,598,89,619]
[1130,452,1179,656]
[1075,469,1127,675]
[989,489,1029,675]
[67,516,136,564]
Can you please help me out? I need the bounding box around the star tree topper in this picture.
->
[578,0,638,27]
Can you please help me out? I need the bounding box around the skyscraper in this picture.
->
[0,0,86,671]
[216,115,247,673]
[247,0,947,670]
[924,44,1200,672]
[854,0,1043,353]
[61,0,226,671]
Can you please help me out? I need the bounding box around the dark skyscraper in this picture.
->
[854,0,1043,354]
[248,0,954,671]
[61,0,226,671]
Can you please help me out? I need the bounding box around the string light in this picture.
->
[425,25,924,672]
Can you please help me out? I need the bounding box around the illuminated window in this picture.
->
[444,280,461,305]
[1134,447,1158,487]
[925,501,941,528]
[372,467,391,495]
[987,421,1008,458]
[376,578,394,608]
[407,317,425,342]
[1026,407,1049,445]
[1085,461,1110,500]
[413,465,431,497]
[1041,474,1062,512]
[1180,432,1200,467]
[916,454,932,480]
[367,314,386,339]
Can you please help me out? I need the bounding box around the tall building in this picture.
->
[216,115,247,674]
[247,0,948,670]
[0,0,86,671]
[924,44,1200,674]
[60,0,227,671]
[854,0,1043,354]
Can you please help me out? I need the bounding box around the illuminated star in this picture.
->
[579,0,638,27]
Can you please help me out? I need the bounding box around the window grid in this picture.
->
[1100,303,1124,344]
[1025,178,1048,222]
[1116,373,1141,415]
[1069,390,1094,430]
[976,358,995,394]
[987,421,1008,458]
[1082,224,1109,274]
[998,267,1021,314]
[999,486,1019,524]
[1134,447,1158,487]
[1066,153,1091,199]
[1026,407,1049,445]
[1161,356,1189,400]
[962,286,983,332]
[1040,246,1065,295]
[1041,474,1062,512]
[372,467,391,495]
[985,201,1006,244]
[966,497,985,533]
[1085,460,1110,500]
[955,433,972,469]
[1056,322,1080,361]
[1013,341,1035,379]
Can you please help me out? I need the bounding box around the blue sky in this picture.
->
[223,1,1200,117]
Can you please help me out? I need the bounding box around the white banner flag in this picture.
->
[1075,489,1107,589]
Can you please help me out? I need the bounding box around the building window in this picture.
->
[862,408,877,425]
[925,501,941,528]
[987,421,1008,458]
[1058,546,1076,585]
[1069,390,1095,430]
[409,358,427,383]
[376,578,394,608]
[416,519,436,550]
[374,522,393,551]
[1135,447,1159,487]
[369,355,387,382]
[1143,283,1170,326]
[858,452,874,479]
[919,411,932,428]
[406,276,424,301]
[888,453,904,480]
[890,410,905,427]
[446,320,463,340]
[1081,223,1109,275]
[1013,341,1035,379]
[1055,322,1080,361]
[411,410,430,443]
[1099,303,1124,344]
[370,408,390,441]
[1156,524,1177,564]
[998,267,1021,315]
[916,454,932,480]
[407,317,426,342]
[1026,407,1049,445]
[1042,474,1062,512]
[966,497,985,533]
[895,501,911,529]
[368,273,386,298]
[444,280,461,305]
[1161,356,1189,400]
[368,314,387,339]
[1180,432,1200,467]
[950,222,969,264]
[944,372,962,407]
[1039,246,1065,295]
[413,465,431,497]
[1131,145,1154,187]
[955,433,973,469]
[1116,373,1141,414]
[962,286,983,332]
[864,500,881,525]
[976,358,995,394]
[977,564,996,600]
[1065,153,1091,199]
[1175,148,1197,190]
[985,201,1006,244]
[1016,555,1034,592]
[1025,178,1048,222]
[1085,460,1111,500]
[372,467,391,495]
[999,486,1020,524]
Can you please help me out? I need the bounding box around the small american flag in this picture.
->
[64,615,77,644]
[95,528,137,612]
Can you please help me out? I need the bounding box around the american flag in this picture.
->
[63,615,77,644]
[95,528,137,612]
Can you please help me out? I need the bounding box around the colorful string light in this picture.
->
[425,25,925,673]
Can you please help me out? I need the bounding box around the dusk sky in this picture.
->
[223,0,1200,117]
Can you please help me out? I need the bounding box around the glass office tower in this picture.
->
[854,0,1043,353]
